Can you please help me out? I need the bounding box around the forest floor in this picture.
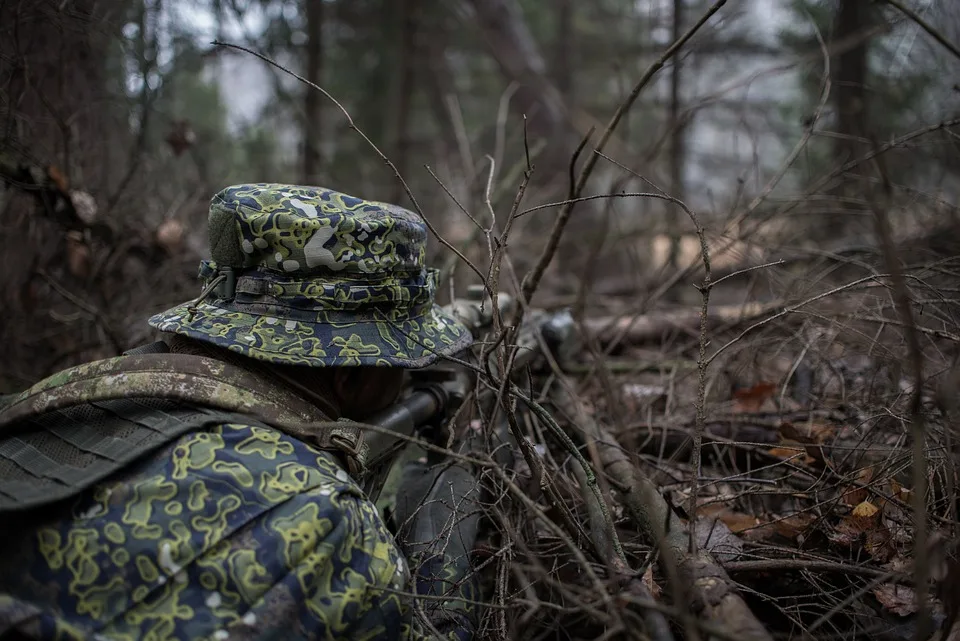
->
[469,225,960,641]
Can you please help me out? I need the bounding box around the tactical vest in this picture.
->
[0,342,368,513]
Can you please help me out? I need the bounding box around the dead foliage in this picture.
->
[3,3,960,639]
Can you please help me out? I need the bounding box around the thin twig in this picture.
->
[705,273,898,368]
[686,200,711,557]
[882,0,960,62]
[518,0,727,307]
[865,139,931,640]
[211,40,490,289]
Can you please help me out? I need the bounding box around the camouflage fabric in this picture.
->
[0,418,423,641]
[0,346,391,512]
[0,353,333,432]
[149,184,472,368]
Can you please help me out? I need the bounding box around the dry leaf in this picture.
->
[886,555,913,574]
[846,500,881,535]
[873,583,918,616]
[695,517,743,563]
[695,504,773,542]
[768,443,818,465]
[47,164,69,192]
[780,420,836,444]
[156,219,185,254]
[841,468,875,506]
[733,382,777,412]
[768,445,805,459]
[852,500,879,520]
[773,512,817,542]
[66,231,90,279]
[165,119,196,156]
[865,525,896,563]
[881,502,914,545]
[697,503,728,520]
[722,512,774,542]
[718,511,763,533]
[831,501,894,558]
[642,565,661,600]
[890,479,912,502]
[778,420,837,469]
[829,516,863,547]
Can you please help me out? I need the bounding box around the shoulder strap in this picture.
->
[0,353,370,474]
[0,400,250,512]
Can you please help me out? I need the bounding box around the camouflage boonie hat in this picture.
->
[149,183,472,367]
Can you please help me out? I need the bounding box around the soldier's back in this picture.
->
[0,397,410,641]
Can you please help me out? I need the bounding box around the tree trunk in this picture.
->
[421,36,461,167]
[391,0,419,203]
[302,0,324,185]
[667,0,686,273]
[0,0,118,191]
[465,0,566,160]
[554,0,573,101]
[0,0,123,387]
[832,0,869,166]
[827,0,872,239]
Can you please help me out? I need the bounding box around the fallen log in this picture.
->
[551,376,774,641]
[583,301,783,345]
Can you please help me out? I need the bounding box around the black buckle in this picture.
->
[214,267,237,300]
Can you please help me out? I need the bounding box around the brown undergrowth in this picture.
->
[3,2,960,638]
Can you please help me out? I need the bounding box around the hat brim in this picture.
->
[148,302,474,368]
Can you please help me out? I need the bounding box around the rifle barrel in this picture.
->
[363,388,443,470]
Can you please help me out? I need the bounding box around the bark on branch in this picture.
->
[551,379,774,641]
[583,301,783,345]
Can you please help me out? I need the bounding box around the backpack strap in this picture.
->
[0,399,256,512]
[0,353,370,476]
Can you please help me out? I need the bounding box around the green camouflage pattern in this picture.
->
[0,353,332,433]
[0,418,424,641]
[149,184,472,368]
[0,350,386,513]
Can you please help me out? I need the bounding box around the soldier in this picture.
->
[0,184,479,640]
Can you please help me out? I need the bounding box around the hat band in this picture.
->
[196,261,440,323]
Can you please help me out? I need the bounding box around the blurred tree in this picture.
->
[302,0,324,184]
[390,0,420,202]
[779,0,937,238]
[0,0,130,390]
[238,123,282,183]
[552,0,574,102]
[465,0,567,172]
[667,0,687,271]
[832,0,871,168]
[0,0,127,193]
[780,0,936,176]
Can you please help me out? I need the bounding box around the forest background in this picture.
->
[3,0,958,384]
[2,1,960,639]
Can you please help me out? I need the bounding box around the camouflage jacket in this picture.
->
[0,416,412,641]
[0,345,475,641]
